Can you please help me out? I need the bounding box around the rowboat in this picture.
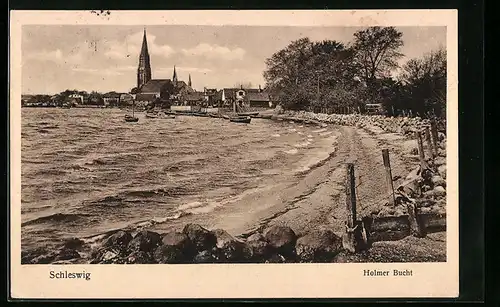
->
[192,113,209,117]
[125,114,139,122]
[237,112,259,117]
[222,115,230,120]
[230,116,251,124]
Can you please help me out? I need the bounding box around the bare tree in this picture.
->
[352,27,404,83]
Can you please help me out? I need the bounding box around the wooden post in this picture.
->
[402,110,406,117]
[409,109,413,117]
[415,131,425,168]
[424,126,435,160]
[342,163,358,253]
[430,119,439,156]
[406,202,426,238]
[382,149,396,206]
[391,105,395,116]
[357,106,361,114]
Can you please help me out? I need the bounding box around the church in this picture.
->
[134,29,195,105]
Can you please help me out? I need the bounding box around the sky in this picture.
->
[21,25,446,94]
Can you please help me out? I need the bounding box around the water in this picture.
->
[21,108,339,251]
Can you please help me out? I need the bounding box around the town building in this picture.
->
[220,86,272,109]
[103,92,121,106]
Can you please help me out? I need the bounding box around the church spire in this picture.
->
[137,28,152,88]
[188,74,192,87]
[173,65,178,83]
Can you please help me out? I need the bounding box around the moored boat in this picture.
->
[125,100,139,122]
[237,112,259,117]
[230,116,251,124]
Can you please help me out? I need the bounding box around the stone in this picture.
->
[125,251,154,264]
[104,230,133,251]
[153,245,185,264]
[213,229,253,262]
[63,237,85,250]
[438,165,447,179]
[295,229,342,262]
[433,186,446,197]
[438,132,446,141]
[431,175,446,188]
[193,249,219,263]
[128,230,162,253]
[56,248,81,261]
[183,223,217,252]
[434,157,446,167]
[246,233,271,261]
[265,253,287,263]
[263,225,297,255]
[31,252,57,264]
[419,207,431,214]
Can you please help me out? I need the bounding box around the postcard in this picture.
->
[10,9,458,299]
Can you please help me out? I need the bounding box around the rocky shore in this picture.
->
[22,224,347,264]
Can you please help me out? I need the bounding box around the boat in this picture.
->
[157,112,175,119]
[230,116,251,124]
[192,113,209,117]
[145,113,158,119]
[237,112,260,117]
[125,100,139,122]
[209,113,221,118]
[222,115,230,120]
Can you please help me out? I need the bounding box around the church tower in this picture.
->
[172,66,178,83]
[137,28,152,89]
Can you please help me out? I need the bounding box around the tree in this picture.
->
[263,38,359,110]
[352,27,404,84]
[399,48,447,118]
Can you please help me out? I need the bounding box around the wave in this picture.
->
[284,148,299,155]
[294,141,311,148]
[22,213,89,226]
[120,186,194,199]
[35,168,67,176]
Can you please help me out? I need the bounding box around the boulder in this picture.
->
[265,253,287,263]
[104,230,133,251]
[63,237,85,250]
[125,251,154,264]
[263,225,297,256]
[183,224,217,252]
[55,248,81,261]
[434,157,446,167]
[153,245,185,264]
[193,249,219,263]
[246,233,272,261]
[438,165,447,179]
[295,229,342,262]
[433,186,446,197]
[31,252,57,264]
[162,231,193,254]
[128,230,162,253]
[431,175,446,188]
[90,247,123,264]
[212,229,253,262]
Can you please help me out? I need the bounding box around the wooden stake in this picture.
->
[382,149,396,206]
[415,131,425,169]
[430,119,439,156]
[357,106,361,114]
[342,163,358,253]
[406,202,426,238]
[424,126,435,160]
